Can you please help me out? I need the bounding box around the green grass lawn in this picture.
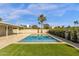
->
[0,44,79,56]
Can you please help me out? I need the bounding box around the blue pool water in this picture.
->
[20,34,59,42]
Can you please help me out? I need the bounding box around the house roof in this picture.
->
[0,21,22,28]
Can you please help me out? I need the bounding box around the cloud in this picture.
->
[0,3,79,22]
[0,3,71,20]
[26,4,61,16]
[0,4,30,21]
[26,3,71,16]
[27,4,59,10]
[27,3,79,17]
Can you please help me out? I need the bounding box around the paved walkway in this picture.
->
[0,29,48,49]
[0,33,30,49]
[51,34,79,48]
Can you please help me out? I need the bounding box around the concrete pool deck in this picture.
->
[0,29,65,49]
[0,29,48,49]
[0,29,79,50]
[0,33,30,49]
[14,42,65,44]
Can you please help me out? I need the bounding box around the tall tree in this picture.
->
[74,20,79,26]
[43,24,50,29]
[31,25,39,29]
[0,18,2,21]
[38,14,46,33]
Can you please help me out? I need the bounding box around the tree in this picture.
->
[61,26,64,28]
[67,25,71,28]
[38,14,46,33]
[0,18,2,21]
[43,24,50,29]
[20,25,27,30]
[31,25,39,29]
[67,31,71,40]
[73,30,78,43]
[74,20,79,26]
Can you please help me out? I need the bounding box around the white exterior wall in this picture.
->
[19,29,49,34]
[0,25,6,36]
[8,26,13,35]
[0,25,13,36]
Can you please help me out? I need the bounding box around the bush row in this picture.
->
[48,29,79,43]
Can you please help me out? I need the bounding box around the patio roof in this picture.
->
[0,21,22,28]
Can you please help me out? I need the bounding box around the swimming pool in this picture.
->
[19,34,60,42]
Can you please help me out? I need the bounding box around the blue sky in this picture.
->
[0,3,79,26]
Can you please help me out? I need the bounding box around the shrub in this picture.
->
[48,29,79,43]
[73,31,78,43]
[67,31,71,40]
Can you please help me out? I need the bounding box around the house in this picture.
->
[0,21,21,36]
[26,24,30,28]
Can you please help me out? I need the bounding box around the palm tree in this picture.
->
[38,14,46,33]
[0,18,2,21]
[74,20,79,26]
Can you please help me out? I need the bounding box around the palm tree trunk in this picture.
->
[37,28,39,33]
[41,23,43,33]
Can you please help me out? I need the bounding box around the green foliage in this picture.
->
[0,18,2,21]
[48,29,65,38]
[31,25,39,29]
[37,14,47,33]
[38,14,46,23]
[48,26,79,43]
[67,31,71,40]
[74,20,79,25]
[73,31,78,43]
[0,44,79,56]
[43,24,50,29]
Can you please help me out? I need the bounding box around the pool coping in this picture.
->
[14,33,79,50]
[47,34,64,42]
[14,33,66,44]
[14,42,65,44]
[5,33,77,51]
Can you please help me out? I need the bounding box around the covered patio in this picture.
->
[0,21,21,36]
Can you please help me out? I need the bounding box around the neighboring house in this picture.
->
[0,21,21,36]
[52,26,55,29]
[26,24,30,28]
